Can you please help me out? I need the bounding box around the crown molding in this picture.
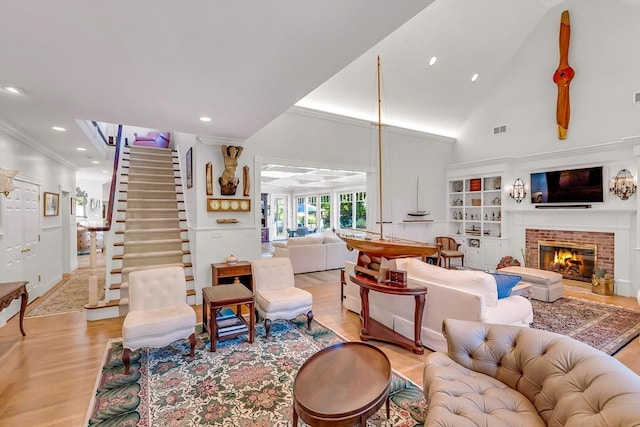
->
[197,135,245,146]
[287,106,456,144]
[0,119,78,171]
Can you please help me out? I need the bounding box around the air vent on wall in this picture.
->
[634,92,640,103]
[493,124,507,134]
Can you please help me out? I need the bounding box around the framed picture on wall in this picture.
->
[186,147,193,189]
[44,192,59,216]
[71,197,76,215]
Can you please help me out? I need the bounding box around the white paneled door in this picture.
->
[2,179,40,301]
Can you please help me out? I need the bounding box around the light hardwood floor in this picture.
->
[0,259,638,426]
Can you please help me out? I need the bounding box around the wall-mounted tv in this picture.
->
[530,166,604,204]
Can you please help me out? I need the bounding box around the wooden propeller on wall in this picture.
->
[553,10,574,140]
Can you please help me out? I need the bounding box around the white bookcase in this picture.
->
[447,175,505,269]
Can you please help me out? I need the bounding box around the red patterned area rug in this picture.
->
[531,296,640,355]
[85,316,427,426]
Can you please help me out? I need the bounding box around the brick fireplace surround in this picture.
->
[525,229,614,279]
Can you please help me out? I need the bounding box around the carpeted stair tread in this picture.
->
[116,227,187,234]
[114,238,189,247]
[110,275,195,291]
[111,262,192,275]
[113,249,191,260]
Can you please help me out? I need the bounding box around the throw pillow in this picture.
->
[490,273,522,299]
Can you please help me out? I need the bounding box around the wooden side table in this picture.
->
[293,342,391,426]
[349,272,427,354]
[202,283,255,352]
[0,281,29,336]
[211,261,253,290]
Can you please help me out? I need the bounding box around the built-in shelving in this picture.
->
[447,175,505,269]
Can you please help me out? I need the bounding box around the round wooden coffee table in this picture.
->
[293,342,391,426]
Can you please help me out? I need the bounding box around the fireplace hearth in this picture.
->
[538,240,596,282]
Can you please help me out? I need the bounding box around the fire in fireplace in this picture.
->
[538,240,596,282]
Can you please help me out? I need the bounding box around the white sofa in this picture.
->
[343,258,533,352]
[271,233,356,274]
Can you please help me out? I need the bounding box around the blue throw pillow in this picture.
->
[490,273,522,299]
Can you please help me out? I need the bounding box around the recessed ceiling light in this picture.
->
[2,86,26,95]
[91,160,99,164]
[76,147,87,151]
[102,170,108,173]
[470,73,479,82]
[199,117,212,122]
[52,126,66,132]
[428,56,437,67]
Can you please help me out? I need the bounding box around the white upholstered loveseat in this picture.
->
[424,318,640,426]
[271,233,356,274]
[343,258,533,352]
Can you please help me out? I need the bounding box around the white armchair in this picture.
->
[251,257,313,339]
[122,266,196,374]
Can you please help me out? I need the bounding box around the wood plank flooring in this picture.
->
[0,259,638,426]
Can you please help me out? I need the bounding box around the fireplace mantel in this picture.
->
[507,209,635,297]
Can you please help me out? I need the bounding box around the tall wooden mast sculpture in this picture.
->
[553,10,574,140]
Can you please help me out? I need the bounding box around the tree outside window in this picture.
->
[320,194,331,231]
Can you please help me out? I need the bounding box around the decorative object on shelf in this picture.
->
[553,10,574,140]
[493,177,501,190]
[43,192,60,216]
[471,198,481,206]
[185,147,193,189]
[207,198,251,212]
[591,267,613,296]
[216,218,240,224]
[492,196,501,205]
[243,165,250,197]
[226,254,238,265]
[609,168,637,200]
[509,178,527,203]
[452,198,463,206]
[205,162,213,195]
[452,181,463,192]
[219,145,243,195]
[469,178,481,191]
[0,167,18,196]
[468,239,480,248]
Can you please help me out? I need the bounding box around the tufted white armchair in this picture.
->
[122,266,196,374]
[423,318,640,426]
[251,257,313,339]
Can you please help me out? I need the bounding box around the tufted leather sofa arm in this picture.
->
[425,318,640,426]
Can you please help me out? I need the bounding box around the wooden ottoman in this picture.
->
[497,266,563,302]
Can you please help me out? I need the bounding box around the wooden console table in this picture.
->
[349,272,427,354]
[0,281,29,336]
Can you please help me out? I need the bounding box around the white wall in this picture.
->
[455,0,640,161]
[173,110,454,303]
[0,128,76,326]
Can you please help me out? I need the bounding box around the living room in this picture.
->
[1,1,640,424]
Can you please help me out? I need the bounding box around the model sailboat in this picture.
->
[407,176,430,217]
[336,56,438,261]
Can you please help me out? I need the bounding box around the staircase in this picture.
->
[86,145,195,320]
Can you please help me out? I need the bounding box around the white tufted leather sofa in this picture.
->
[423,318,640,426]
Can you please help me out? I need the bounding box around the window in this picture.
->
[296,197,305,227]
[339,191,366,230]
[320,195,331,231]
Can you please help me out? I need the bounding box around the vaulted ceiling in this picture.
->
[1,0,564,179]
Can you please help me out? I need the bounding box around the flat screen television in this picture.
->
[530,166,604,204]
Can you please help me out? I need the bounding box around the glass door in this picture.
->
[273,195,288,239]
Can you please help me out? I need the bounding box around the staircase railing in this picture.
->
[87,124,123,268]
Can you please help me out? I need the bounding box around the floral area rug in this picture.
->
[531,296,640,355]
[86,316,427,426]
[26,268,105,317]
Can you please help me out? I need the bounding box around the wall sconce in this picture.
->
[509,178,527,203]
[0,167,19,197]
[609,168,637,200]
